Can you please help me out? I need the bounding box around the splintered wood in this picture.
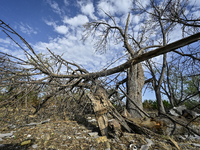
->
[87,92,108,136]
[87,86,131,136]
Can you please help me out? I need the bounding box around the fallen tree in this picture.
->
[1,0,200,140]
[1,18,200,137]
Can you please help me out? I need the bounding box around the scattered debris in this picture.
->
[88,132,99,137]
[21,140,31,146]
[23,119,50,127]
[0,131,14,138]
[0,115,200,149]
[169,105,198,119]
[94,136,107,143]
[32,144,38,149]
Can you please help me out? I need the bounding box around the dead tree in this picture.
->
[132,0,200,114]
[1,13,200,136]
[158,47,200,108]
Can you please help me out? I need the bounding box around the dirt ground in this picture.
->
[0,109,200,150]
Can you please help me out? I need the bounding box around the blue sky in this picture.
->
[0,0,134,70]
[0,0,200,101]
[0,0,86,44]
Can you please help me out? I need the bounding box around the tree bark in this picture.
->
[155,85,166,114]
[87,92,109,136]
[126,63,145,118]
[87,83,132,136]
[155,53,167,114]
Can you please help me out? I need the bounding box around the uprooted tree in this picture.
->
[0,0,200,137]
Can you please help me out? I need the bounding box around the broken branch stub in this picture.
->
[87,92,109,136]
[87,85,132,136]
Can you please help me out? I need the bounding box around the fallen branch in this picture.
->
[186,116,200,127]
[124,117,161,138]
[160,113,200,136]
[8,119,50,129]
[0,131,14,138]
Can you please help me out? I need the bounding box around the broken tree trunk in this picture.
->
[87,92,109,136]
[87,85,132,136]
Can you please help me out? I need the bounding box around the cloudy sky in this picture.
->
[0,0,136,72]
[0,0,200,100]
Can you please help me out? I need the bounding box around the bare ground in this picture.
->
[0,108,200,150]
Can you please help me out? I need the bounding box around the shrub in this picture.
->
[162,100,171,109]
[143,99,157,110]
[143,99,171,110]
[184,99,199,109]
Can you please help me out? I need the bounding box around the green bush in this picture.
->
[184,99,199,109]
[143,100,157,110]
[162,100,171,109]
[143,99,171,110]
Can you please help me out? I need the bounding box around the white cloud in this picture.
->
[0,47,10,53]
[19,23,38,35]
[33,36,107,71]
[107,17,120,26]
[112,0,133,14]
[152,55,163,65]
[78,1,96,19]
[0,34,26,59]
[132,15,140,24]
[190,0,200,7]
[44,20,68,34]
[32,21,125,72]
[46,0,62,15]
[191,10,200,19]
[63,15,89,26]
[134,24,140,31]
[63,0,69,6]
[0,38,11,45]
[54,25,68,34]
[97,1,116,17]
[0,46,26,60]
[168,24,183,43]
[42,0,179,73]
[138,0,150,9]
[97,0,133,17]
[120,13,140,26]
[44,20,56,26]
